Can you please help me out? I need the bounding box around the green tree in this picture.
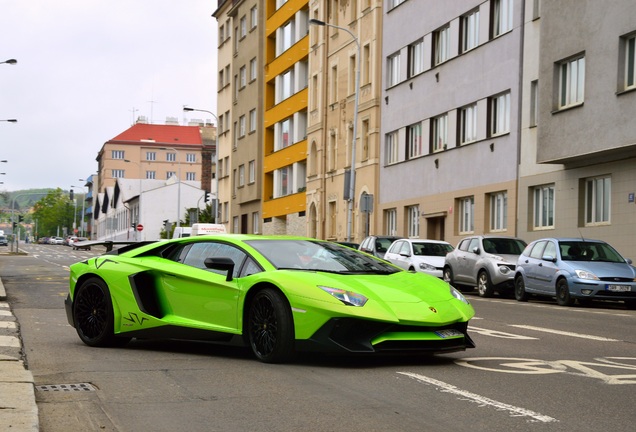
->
[32,188,76,237]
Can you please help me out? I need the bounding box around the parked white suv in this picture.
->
[443,235,527,297]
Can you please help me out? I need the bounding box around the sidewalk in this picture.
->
[0,273,40,430]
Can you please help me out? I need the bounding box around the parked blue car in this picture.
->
[514,238,636,308]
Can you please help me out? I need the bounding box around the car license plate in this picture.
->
[435,329,463,338]
[605,284,631,292]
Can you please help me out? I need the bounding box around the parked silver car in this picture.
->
[384,239,454,278]
[444,235,527,297]
[514,238,636,308]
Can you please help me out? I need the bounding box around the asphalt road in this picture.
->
[1,242,635,431]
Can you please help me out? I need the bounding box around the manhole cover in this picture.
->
[36,383,96,392]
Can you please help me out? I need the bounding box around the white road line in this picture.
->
[509,325,620,341]
[0,310,12,317]
[469,326,538,340]
[0,335,21,348]
[0,322,17,329]
[398,372,558,423]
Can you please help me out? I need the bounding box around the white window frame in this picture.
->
[186,153,196,163]
[250,58,257,81]
[239,115,246,138]
[407,122,423,159]
[238,164,245,187]
[240,16,247,38]
[533,184,555,229]
[387,52,401,87]
[530,80,539,127]
[407,205,420,238]
[585,176,611,225]
[250,6,258,30]
[166,153,176,162]
[248,160,255,184]
[249,109,256,133]
[459,196,474,234]
[408,39,425,77]
[459,103,478,144]
[276,117,293,151]
[432,113,448,152]
[489,191,508,232]
[558,56,585,108]
[186,172,196,181]
[240,66,247,88]
[146,170,156,179]
[491,92,510,136]
[625,34,636,89]
[112,169,124,178]
[146,151,156,161]
[166,171,176,180]
[433,25,450,65]
[111,150,125,160]
[493,0,513,37]
[462,9,480,52]
[385,131,399,165]
[384,208,397,236]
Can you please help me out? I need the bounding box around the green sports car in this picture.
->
[65,234,475,363]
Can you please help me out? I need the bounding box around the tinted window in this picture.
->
[458,239,471,251]
[543,241,557,259]
[182,242,248,278]
[529,241,546,259]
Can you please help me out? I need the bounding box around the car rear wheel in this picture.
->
[477,270,495,298]
[514,276,528,302]
[73,277,131,347]
[555,278,574,306]
[443,267,454,284]
[247,288,295,364]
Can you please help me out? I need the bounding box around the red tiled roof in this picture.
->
[107,123,202,146]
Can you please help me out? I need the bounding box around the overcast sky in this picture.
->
[0,0,218,191]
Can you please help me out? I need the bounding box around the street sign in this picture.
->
[136,224,144,232]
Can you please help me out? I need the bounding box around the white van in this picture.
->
[191,223,226,236]
[172,227,192,239]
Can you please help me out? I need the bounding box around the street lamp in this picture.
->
[0,119,17,123]
[159,147,181,228]
[183,106,219,224]
[1,59,17,65]
[73,181,88,237]
[309,18,361,242]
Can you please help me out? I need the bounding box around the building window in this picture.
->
[624,34,636,89]
[239,115,246,137]
[387,52,401,87]
[385,131,399,165]
[407,122,423,159]
[558,55,585,108]
[388,0,406,10]
[461,9,480,53]
[280,20,294,53]
[248,160,255,184]
[433,25,450,66]
[459,103,478,144]
[362,44,371,85]
[186,153,196,163]
[277,118,293,151]
[361,119,370,161]
[490,91,510,136]
[111,150,125,160]
[249,109,256,133]
[585,176,611,225]
[252,211,260,234]
[408,39,425,77]
[112,169,124,178]
[166,153,176,162]
[146,170,156,179]
[533,184,554,229]
[330,65,338,104]
[280,68,294,101]
[492,0,513,37]
[186,172,196,181]
[348,54,356,96]
[240,66,247,88]
[489,191,507,231]
[384,208,397,236]
[431,113,448,153]
[238,164,245,187]
[250,58,257,81]
[274,165,291,198]
[166,171,176,180]
[530,80,539,127]
[250,6,258,29]
[240,16,247,38]
[459,196,474,234]
[146,151,156,161]
[407,205,420,238]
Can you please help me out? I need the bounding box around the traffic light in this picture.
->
[69,189,74,200]
[18,215,23,222]
[12,222,16,229]
[204,191,210,203]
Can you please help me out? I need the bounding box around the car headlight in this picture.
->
[318,286,368,307]
[574,269,599,280]
[450,286,470,305]
[418,262,437,271]
[497,265,512,275]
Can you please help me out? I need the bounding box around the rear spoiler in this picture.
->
[73,240,157,254]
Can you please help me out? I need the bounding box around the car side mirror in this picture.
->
[471,247,480,254]
[399,252,411,257]
[204,257,235,281]
[542,255,557,263]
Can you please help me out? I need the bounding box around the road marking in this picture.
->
[0,335,21,348]
[509,325,620,341]
[469,326,538,340]
[398,372,558,423]
[0,310,12,317]
[0,322,17,329]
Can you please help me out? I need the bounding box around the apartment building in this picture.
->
[307,0,383,243]
[381,0,523,246]
[517,0,636,259]
[262,0,310,235]
[214,1,236,231]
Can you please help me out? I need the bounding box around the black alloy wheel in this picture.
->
[247,288,294,363]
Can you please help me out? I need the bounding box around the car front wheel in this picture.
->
[514,276,528,302]
[477,270,495,298]
[555,278,574,306]
[73,277,131,347]
[247,288,295,363]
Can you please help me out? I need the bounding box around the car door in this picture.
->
[460,238,481,284]
[519,241,546,291]
[454,238,478,284]
[157,241,248,332]
[532,240,560,293]
[385,240,408,270]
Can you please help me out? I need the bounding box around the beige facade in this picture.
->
[213,1,236,232]
[306,0,383,243]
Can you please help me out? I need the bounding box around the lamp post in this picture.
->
[1,59,17,65]
[73,181,88,237]
[122,161,143,240]
[183,106,220,224]
[309,19,360,242]
[159,147,181,228]
[0,119,17,123]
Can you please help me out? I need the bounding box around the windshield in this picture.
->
[412,242,453,256]
[559,241,626,263]
[246,239,400,274]
[482,238,527,255]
